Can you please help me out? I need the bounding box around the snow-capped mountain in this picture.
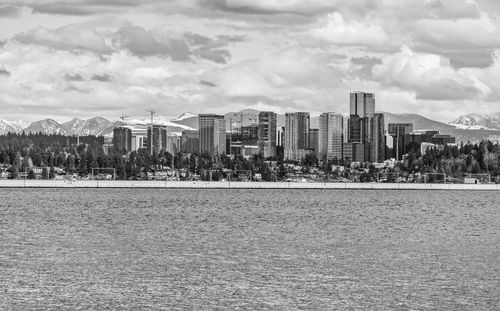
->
[80,117,113,135]
[172,112,197,122]
[449,113,500,130]
[24,119,66,135]
[0,120,25,135]
[62,118,86,135]
[61,117,112,136]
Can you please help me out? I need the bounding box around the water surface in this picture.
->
[0,189,499,310]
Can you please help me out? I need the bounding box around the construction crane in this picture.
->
[119,114,131,123]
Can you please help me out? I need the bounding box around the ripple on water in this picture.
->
[0,189,499,310]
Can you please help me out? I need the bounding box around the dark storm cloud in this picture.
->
[91,73,113,82]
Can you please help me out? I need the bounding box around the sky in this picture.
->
[0,0,500,123]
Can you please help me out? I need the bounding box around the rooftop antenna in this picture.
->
[147,108,156,155]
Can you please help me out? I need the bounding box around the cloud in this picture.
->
[0,68,11,77]
[200,80,217,87]
[309,13,389,46]
[0,4,24,17]
[15,24,111,54]
[11,22,236,64]
[114,25,190,61]
[372,46,490,101]
[349,56,382,79]
[91,73,113,82]
[1,0,499,123]
[415,13,500,68]
[64,73,84,81]
[423,0,480,19]
[200,0,378,16]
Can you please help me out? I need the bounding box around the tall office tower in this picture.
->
[368,113,385,163]
[346,92,384,163]
[343,142,365,163]
[147,125,167,154]
[112,127,132,152]
[198,114,226,156]
[347,115,364,143]
[258,111,277,158]
[181,130,199,154]
[309,129,319,156]
[388,123,413,161]
[319,113,344,162]
[350,92,375,117]
[284,112,310,161]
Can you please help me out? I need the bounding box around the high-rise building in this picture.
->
[343,142,365,163]
[258,111,277,158]
[319,113,344,162]
[388,123,413,161]
[347,115,364,143]
[284,112,310,161]
[131,128,147,152]
[368,113,385,163]
[347,93,385,163]
[147,125,167,154]
[112,127,132,152]
[181,130,199,154]
[350,92,375,117]
[199,114,226,156]
[228,124,259,156]
[309,129,319,156]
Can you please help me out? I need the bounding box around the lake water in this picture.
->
[0,189,498,310]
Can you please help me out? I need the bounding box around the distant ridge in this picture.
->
[449,112,500,130]
[2,111,500,143]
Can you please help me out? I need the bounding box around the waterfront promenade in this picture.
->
[0,180,499,190]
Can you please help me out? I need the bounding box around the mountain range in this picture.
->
[448,113,500,130]
[2,110,500,144]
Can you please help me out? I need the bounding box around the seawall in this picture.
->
[0,180,499,190]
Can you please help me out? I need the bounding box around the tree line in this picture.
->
[1,132,499,181]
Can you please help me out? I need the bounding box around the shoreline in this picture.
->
[0,180,499,190]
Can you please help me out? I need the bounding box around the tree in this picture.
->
[8,166,18,179]
[49,166,55,179]
[41,167,49,180]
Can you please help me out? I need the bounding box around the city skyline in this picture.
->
[1,1,500,123]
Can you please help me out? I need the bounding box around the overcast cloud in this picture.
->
[0,0,499,122]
